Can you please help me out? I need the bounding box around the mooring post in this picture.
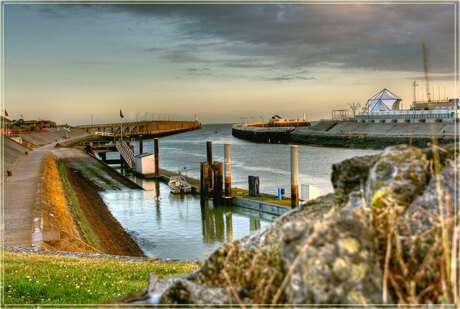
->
[291,145,299,208]
[139,135,143,154]
[154,138,159,177]
[201,162,210,205]
[224,143,231,196]
[213,162,223,205]
[206,140,212,164]
[200,162,205,200]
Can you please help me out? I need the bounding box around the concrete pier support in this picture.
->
[154,138,159,177]
[224,143,231,196]
[291,145,299,208]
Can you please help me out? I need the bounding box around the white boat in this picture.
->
[168,175,192,194]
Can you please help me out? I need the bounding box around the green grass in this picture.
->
[58,161,101,251]
[2,251,199,305]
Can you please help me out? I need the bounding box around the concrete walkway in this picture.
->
[3,135,87,247]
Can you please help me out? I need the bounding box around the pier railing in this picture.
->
[116,139,135,168]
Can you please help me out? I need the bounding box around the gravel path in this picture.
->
[2,246,195,263]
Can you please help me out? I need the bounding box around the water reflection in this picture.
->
[100,176,273,260]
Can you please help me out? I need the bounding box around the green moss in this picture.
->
[58,161,103,252]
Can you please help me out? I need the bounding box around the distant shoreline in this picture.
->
[232,121,457,149]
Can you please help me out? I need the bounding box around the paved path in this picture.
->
[3,135,87,247]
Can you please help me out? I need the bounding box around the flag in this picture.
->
[4,110,8,117]
[120,109,124,118]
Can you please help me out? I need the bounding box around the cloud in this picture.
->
[25,3,458,74]
[406,73,457,81]
[262,75,315,82]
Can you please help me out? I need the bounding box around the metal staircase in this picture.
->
[116,139,135,168]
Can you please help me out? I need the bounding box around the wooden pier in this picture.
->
[75,120,201,138]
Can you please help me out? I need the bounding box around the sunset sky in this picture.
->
[3,2,458,124]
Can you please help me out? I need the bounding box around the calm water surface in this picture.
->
[102,124,380,260]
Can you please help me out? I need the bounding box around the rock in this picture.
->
[146,275,239,305]
[280,207,383,304]
[366,145,428,209]
[331,155,377,196]
[128,193,346,305]
[421,143,458,164]
[118,143,457,305]
[402,159,459,234]
[344,190,366,209]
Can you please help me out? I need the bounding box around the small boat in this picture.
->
[168,175,192,194]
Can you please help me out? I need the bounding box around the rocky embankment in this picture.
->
[232,121,457,149]
[117,143,458,305]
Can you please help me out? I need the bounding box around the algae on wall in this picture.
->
[57,160,104,252]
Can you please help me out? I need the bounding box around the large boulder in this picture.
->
[366,145,428,209]
[117,143,457,306]
[280,207,383,304]
[402,159,459,235]
[331,155,377,196]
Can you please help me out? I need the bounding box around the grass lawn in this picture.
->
[2,251,199,305]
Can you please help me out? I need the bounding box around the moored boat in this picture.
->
[168,175,192,194]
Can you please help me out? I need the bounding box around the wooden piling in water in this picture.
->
[139,135,143,154]
[291,145,298,208]
[154,138,159,177]
[224,143,231,196]
[206,140,212,164]
[200,162,205,199]
[200,162,211,205]
[213,162,223,205]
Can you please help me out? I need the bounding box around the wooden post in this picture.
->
[200,162,205,199]
[213,162,223,205]
[206,140,212,164]
[291,145,299,208]
[224,143,231,196]
[206,163,213,197]
[154,138,159,177]
[139,135,143,154]
[200,162,210,205]
[100,152,107,162]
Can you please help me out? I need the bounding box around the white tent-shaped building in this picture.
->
[367,88,402,112]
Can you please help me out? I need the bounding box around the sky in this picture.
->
[3,2,458,125]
